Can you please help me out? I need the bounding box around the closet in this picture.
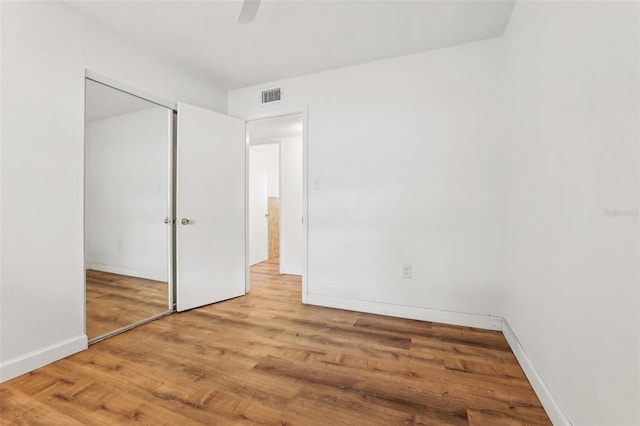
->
[84,76,246,342]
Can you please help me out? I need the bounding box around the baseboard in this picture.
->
[306,294,502,330]
[0,334,88,383]
[501,319,571,425]
[86,262,167,282]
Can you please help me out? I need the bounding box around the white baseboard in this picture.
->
[0,334,88,383]
[86,262,167,282]
[306,294,502,330]
[501,319,571,425]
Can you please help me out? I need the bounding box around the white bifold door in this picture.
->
[176,103,246,312]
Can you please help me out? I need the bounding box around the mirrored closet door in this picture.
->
[85,78,173,342]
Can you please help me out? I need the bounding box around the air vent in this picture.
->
[261,87,282,105]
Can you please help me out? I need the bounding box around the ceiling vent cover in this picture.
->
[261,87,282,105]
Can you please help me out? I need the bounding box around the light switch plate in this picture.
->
[402,264,412,279]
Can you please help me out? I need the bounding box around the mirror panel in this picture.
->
[85,79,171,342]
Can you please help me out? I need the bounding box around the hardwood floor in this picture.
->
[1,262,550,425]
[86,270,169,340]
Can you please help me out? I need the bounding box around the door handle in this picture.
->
[181,218,190,225]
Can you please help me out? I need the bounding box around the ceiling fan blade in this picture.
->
[237,0,261,24]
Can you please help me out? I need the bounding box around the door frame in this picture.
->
[244,107,309,303]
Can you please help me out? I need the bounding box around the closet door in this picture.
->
[176,103,246,312]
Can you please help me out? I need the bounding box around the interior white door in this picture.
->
[176,103,246,312]
[249,147,268,265]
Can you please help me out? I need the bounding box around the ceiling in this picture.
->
[68,0,515,91]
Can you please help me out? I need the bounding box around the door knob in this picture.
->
[181,218,190,225]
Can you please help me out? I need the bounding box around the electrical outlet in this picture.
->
[402,264,412,279]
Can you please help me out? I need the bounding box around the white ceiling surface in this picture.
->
[67,0,515,90]
[248,114,303,143]
[85,80,162,122]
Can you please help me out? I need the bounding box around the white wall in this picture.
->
[86,107,170,282]
[262,144,280,198]
[231,7,640,422]
[230,39,506,326]
[0,1,226,382]
[503,2,639,425]
[280,136,303,276]
[250,143,279,198]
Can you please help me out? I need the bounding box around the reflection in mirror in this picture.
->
[85,79,172,342]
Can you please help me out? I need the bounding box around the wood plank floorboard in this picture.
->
[85,270,169,340]
[1,261,550,425]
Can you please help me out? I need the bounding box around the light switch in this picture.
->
[312,177,320,190]
[402,264,412,279]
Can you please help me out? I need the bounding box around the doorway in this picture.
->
[248,143,278,265]
[247,114,304,281]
